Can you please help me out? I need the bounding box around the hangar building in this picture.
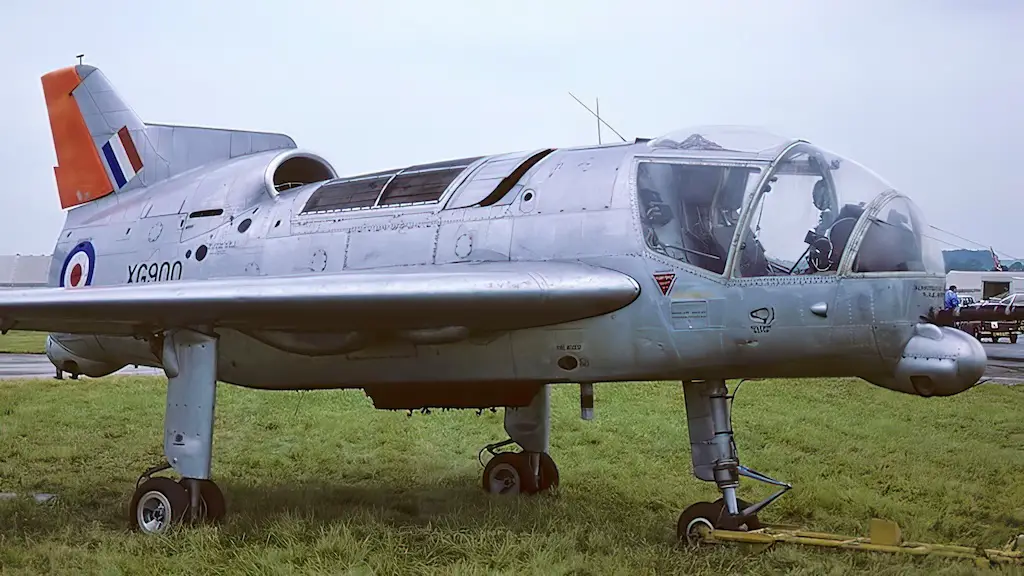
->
[0,254,51,288]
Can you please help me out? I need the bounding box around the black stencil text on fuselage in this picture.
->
[127,261,183,284]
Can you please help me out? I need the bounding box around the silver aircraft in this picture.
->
[0,64,986,539]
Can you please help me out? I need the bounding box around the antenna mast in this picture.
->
[596,97,602,144]
[568,92,626,144]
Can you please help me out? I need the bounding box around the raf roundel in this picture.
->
[60,241,96,289]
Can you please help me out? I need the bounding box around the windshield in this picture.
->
[636,161,763,275]
[997,294,1021,305]
[734,143,895,277]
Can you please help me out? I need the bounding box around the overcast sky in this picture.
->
[1,0,1021,259]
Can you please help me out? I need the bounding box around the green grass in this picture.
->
[0,330,47,354]
[0,375,1022,575]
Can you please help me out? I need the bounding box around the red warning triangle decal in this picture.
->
[653,272,675,295]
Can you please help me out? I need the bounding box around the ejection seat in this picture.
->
[822,203,864,272]
[852,206,925,272]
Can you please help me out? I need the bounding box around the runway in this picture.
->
[0,354,160,380]
[0,343,1020,383]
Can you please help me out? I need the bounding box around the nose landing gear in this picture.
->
[679,379,791,544]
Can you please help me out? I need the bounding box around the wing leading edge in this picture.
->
[0,261,640,336]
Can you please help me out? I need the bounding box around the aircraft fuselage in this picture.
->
[45,135,981,402]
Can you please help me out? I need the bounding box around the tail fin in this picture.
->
[41,64,296,210]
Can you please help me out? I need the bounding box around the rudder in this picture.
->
[42,66,120,208]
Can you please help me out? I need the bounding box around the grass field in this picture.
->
[0,375,1021,575]
[0,330,47,354]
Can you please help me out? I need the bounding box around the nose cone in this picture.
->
[873,323,987,397]
[945,327,987,387]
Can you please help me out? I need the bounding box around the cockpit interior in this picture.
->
[636,131,944,278]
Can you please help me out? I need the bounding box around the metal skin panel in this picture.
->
[345,224,437,270]
[520,146,624,214]
[435,212,514,264]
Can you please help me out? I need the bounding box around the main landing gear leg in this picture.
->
[128,328,226,534]
[677,379,791,546]
[480,385,559,495]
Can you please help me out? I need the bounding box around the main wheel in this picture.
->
[178,478,226,523]
[482,452,559,495]
[535,452,559,493]
[483,452,528,495]
[1011,334,1018,344]
[129,477,190,534]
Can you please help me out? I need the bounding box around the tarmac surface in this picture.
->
[982,341,1024,383]
[0,343,1020,383]
[0,354,160,380]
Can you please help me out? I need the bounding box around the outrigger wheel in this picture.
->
[482,451,559,495]
[677,498,761,546]
[128,473,226,534]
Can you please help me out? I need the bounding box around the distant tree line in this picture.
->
[943,249,1024,272]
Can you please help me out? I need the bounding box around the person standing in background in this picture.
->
[944,285,960,310]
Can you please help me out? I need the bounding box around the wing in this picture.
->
[0,261,640,336]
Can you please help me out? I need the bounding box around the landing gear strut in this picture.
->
[128,328,226,534]
[678,379,790,544]
[479,385,560,495]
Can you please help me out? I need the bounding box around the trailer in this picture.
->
[944,272,1024,343]
[945,270,1024,302]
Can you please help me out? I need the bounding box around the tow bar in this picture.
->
[692,518,1024,567]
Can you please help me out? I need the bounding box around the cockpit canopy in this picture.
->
[636,127,945,278]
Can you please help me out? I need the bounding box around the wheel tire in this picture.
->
[677,498,762,545]
[129,477,190,534]
[482,451,558,495]
[179,478,226,523]
[482,452,528,495]
[676,501,721,546]
[534,452,559,493]
[1011,335,1018,344]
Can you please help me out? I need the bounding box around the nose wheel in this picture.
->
[677,498,761,546]
[481,444,559,495]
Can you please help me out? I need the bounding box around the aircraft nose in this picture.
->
[890,323,987,397]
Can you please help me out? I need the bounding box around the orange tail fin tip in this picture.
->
[41,66,115,209]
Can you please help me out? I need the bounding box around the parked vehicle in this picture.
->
[957,293,1024,343]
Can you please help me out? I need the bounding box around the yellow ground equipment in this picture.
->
[690,518,1024,567]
